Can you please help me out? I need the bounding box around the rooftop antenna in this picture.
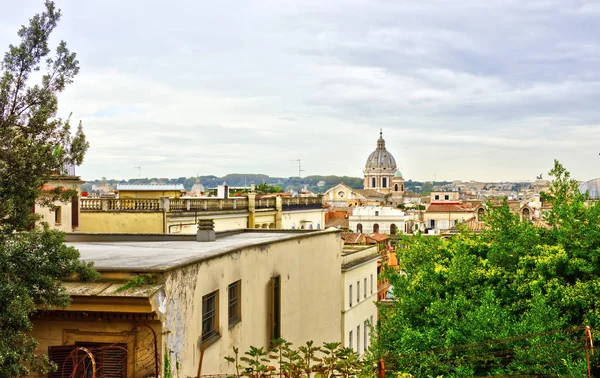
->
[134,166,141,178]
[289,159,304,177]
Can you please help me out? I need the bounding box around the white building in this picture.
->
[341,245,379,355]
[349,206,408,234]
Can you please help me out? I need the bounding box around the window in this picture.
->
[364,320,369,351]
[269,276,281,341]
[394,184,398,191]
[375,211,379,216]
[54,206,62,224]
[364,278,367,299]
[370,274,373,294]
[371,177,376,187]
[357,281,360,303]
[228,280,241,328]
[373,224,379,233]
[338,191,345,198]
[382,177,387,188]
[202,290,219,342]
[49,343,127,378]
[349,331,353,350]
[429,219,436,229]
[356,223,363,233]
[444,194,449,200]
[71,196,79,228]
[357,325,361,353]
[349,284,353,307]
[434,195,440,200]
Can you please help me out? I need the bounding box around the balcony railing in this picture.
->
[80,195,322,213]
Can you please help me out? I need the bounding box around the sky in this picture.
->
[1,0,600,182]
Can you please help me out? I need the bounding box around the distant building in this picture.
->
[35,174,84,233]
[349,206,408,234]
[362,131,405,206]
[116,184,186,198]
[341,245,378,355]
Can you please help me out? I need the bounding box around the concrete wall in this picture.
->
[161,232,343,377]
[80,212,164,233]
[342,251,378,355]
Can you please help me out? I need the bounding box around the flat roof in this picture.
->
[67,230,336,273]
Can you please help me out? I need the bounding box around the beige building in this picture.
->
[79,194,324,234]
[348,206,408,235]
[424,202,476,234]
[30,229,343,377]
[116,184,186,199]
[35,175,84,232]
[341,246,379,355]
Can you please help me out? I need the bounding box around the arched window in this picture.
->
[357,223,363,233]
[373,224,380,233]
[394,184,399,192]
[390,224,397,235]
[317,223,321,230]
[477,208,485,221]
[522,208,531,221]
[309,224,314,230]
[401,184,404,191]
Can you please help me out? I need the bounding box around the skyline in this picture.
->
[2,1,600,182]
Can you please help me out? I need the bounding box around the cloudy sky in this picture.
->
[2,0,600,182]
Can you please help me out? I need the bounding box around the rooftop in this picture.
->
[66,230,335,273]
[116,184,185,191]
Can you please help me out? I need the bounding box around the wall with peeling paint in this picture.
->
[161,231,343,376]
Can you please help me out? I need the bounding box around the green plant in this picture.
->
[115,273,156,292]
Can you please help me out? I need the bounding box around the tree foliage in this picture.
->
[375,160,600,377]
[0,2,97,376]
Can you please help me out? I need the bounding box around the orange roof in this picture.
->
[368,232,390,242]
[427,201,475,213]
[41,185,70,192]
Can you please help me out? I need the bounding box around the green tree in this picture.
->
[0,2,97,376]
[375,160,599,377]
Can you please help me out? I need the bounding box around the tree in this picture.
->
[0,2,97,376]
[375,160,600,377]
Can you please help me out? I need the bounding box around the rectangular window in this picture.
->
[370,274,374,294]
[54,206,62,224]
[364,278,367,299]
[370,315,374,327]
[269,276,281,341]
[371,177,376,187]
[444,194,449,200]
[202,290,219,342]
[49,343,128,378]
[349,284,353,307]
[382,177,387,188]
[375,211,379,216]
[434,195,440,200]
[228,280,241,328]
[357,281,360,303]
[357,325,361,353]
[349,330,353,350]
[364,320,369,351]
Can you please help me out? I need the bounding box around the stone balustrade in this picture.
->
[80,196,296,212]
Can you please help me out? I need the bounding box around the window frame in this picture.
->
[357,280,360,303]
[349,284,353,307]
[364,278,367,299]
[228,280,241,328]
[202,290,220,344]
[54,206,62,225]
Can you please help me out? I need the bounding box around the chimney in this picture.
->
[197,219,216,242]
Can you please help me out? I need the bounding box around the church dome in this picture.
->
[365,131,397,170]
[394,170,403,177]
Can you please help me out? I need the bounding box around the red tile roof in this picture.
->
[426,201,475,213]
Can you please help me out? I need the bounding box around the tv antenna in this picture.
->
[134,166,141,178]
[289,159,304,177]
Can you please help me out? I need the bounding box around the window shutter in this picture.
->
[48,345,76,378]
[97,345,127,377]
[71,195,79,228]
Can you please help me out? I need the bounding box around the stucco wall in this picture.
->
[168,213,250,233]
[281,209,324,230]
[80,212,164,233]
[36,201,74,232]
[161,232,343,376]
[424,212,473,230]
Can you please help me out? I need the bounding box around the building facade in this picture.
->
[349,206,408,234]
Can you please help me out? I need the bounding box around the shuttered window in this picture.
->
[48,343,127,378]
